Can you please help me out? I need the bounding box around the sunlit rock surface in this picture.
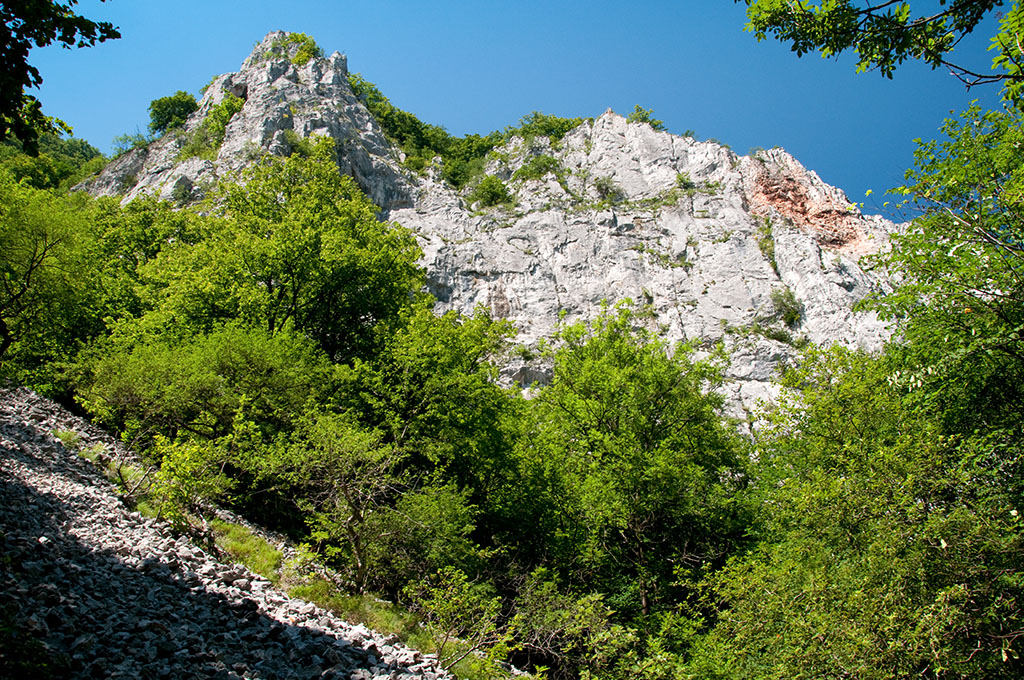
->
[82,31,896,421]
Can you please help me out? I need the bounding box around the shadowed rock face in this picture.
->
[81,31,897,420]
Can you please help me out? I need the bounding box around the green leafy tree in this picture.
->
[348,304,517,503]
[137,138,423,361]
[88,195,206,322]
[0,133,104,189]
[0,1,120,153]
[406,567,513,671]
[364,482,484,593]
[272,411,405,592]
[217,138,422,360]
[526,303,747,620]
[111,130,150,156]
[710,9,1024,678]
[867,103,1024,438]
[626,105,666,131]
[151,435,234,532]
[0,170,102,373]
[513,568,636,680]
[691,348,1024,679]
[737,0,1024,102]
[79,323,331,449]
[148,90,198,135]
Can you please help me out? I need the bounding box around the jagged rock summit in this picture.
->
[81,31,412,210]
[82,31,895,418]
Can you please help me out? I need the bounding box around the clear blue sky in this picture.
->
[30,0,1004,213]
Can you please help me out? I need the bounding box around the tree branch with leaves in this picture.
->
[738,0,1024,103]
[0,1,120,153]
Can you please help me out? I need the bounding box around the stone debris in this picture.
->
[0,386,450,680]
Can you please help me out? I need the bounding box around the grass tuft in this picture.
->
[209,519,283,583]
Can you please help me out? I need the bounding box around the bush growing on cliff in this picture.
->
[592,175,624,203]
[512,111,584,143]
[178,94,244,160]
[770,286,803,327]
[148,90,198,135]
[348,72,582,189]
[627,105,666,131]
[467,175,513,208]
[263,33,324,65]
[513,154,562,182]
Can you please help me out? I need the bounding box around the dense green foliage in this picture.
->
[0,133,104,189]
[347,72,499,185]
[148,90,198,135]
[0,170,105,377]
[514,110,585,142]
[525,306,746,619]
[0,1,119,153]
[690,351,1023,679]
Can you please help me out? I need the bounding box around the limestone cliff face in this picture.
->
[82,32,895,419]
[80,32,412,210]
[397,116,893,417]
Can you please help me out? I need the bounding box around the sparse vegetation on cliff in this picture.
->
[177,94,245,160]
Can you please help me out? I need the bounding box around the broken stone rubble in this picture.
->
[0,385,450,680]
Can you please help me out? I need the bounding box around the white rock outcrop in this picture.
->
[399,116,893,407]
[81,32,896,420]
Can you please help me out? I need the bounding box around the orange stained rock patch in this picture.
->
[748,166,879,258]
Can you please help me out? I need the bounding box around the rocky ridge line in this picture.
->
[80,31,898,419]
[0,386,449,680]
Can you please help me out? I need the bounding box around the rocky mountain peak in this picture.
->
[79,33,896,420]
[80,31,411,209]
